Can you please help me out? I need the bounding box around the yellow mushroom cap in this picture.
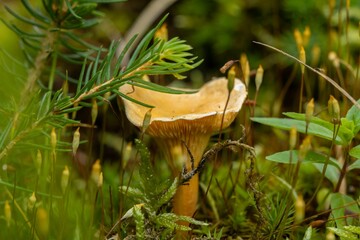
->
[119,77,247,137]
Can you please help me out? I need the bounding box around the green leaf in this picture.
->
[37,91,52,120]
[346,99,360,135]
[133,204,145,240]
[302,226,312,240]
[119,186,144,200]
[128,16,166,66]
[175,214,209,226]
[349,145,360,159]
[154,213,207,232]
[283,112,354,144]
[128,78,197,95]
[134,139,158,195]
[64,31,104,52]
[347,159,360,172]
[155,178,178,210]
[330,193,360,228]
[341,118,355,136]
[4,5,46,29]
[114,89,154,108]
[58,106,83,114]
[344,226,360,235]
[266,150,341,169]
[154,213,192,232]
[65,0,82,20]
[114,35,138,76]
[312,163,340,186]
[21,0,51,24]
[0,121,12,151]
[251,117,347,145]
[327,227,358,240]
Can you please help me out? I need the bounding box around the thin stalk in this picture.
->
[48,35,59,92]
[291,154,302,189]
[108,186,114,226]
[288,149,294,184]
[90,187,99,237]
[99,108,108,160]
[215,178,229,214]
[5,188,40,240]
[299,200,359,225]
[201,90,231,213]
[327,1,334,53]
[355,55,360,98]
[299,73,304,113]
[334,146,349,192]
[48,146,57,234]
[334,65,348,109]
[338,0,344,58]
[218,93,231,142]
[99,188,105,239]
[345,0,350,63]
[306,123,340,207]
[275,64,298,115]
[88,127,95,172]
[58,169,72,240]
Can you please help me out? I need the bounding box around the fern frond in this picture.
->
[153,213,208,232]
[133,204,146,240]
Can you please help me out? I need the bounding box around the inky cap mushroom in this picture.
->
[119,77,247,225]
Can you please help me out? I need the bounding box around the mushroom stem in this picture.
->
[156,134,210,223]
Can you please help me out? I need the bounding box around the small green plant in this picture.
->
[118,139,208,238]
[252,87,360,238]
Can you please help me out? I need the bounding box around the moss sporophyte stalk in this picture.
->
[119,77,247,229]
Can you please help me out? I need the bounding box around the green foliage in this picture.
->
[0,1,203,239]
[302,226,313,240]
[2,0,107,67]
[198,226,224,240]
[266,150,340,168]
[255,193,295,239]
[327,226,360,240]
[119,139,207,237]
[349,144,360,159]
[346,100,360,134]
[133,204,145,239]
[330,193,360,229]
[252,109,358,146]
[266,150,341,185]
[252,91,360,239]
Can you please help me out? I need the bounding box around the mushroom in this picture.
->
[119,77,247,224]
